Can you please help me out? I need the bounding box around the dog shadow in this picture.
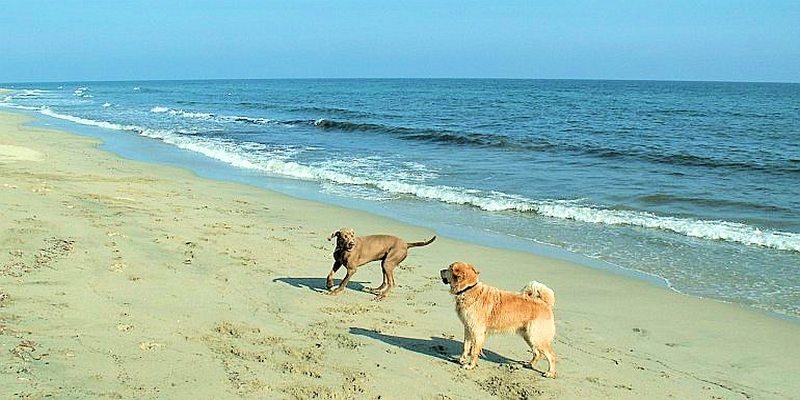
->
[273,277,369,294]
[349,327,520,366]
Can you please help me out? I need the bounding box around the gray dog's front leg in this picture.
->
[326,261,342,290]
[329,266,355,296]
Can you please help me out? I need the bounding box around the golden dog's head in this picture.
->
[328,228,357,251]
[440,261,480,295]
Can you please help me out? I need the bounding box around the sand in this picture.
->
[1,110,799,399]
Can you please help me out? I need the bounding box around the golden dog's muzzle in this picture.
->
[439,269,450,284]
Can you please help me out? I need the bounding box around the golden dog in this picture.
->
[440,261,557,378]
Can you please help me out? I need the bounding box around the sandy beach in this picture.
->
[2,109,799,399]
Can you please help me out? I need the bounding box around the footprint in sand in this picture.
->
[138,341,164,351]
[632,327,648,337]
[183,241,197,264]
[109,262,127,273]
[0,289,10,307]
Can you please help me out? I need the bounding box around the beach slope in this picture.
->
[2,110,799,399]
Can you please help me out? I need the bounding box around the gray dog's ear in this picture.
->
[328,231,339,241]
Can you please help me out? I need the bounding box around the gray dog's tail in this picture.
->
[407,236,436,248]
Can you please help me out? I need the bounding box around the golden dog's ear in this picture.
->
[451,261,469,277]
[468,263,480,275]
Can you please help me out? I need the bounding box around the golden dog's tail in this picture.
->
[522,281,555,308]
[407,236,436,248]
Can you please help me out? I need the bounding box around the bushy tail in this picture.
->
[407,236,436,248]
[522,281,555,308]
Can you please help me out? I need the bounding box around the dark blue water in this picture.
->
[3,79,799,318]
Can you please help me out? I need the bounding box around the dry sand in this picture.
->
[2,110,799,399]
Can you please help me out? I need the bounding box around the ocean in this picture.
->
[2,79,799,319]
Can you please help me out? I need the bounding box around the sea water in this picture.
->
[2,79,798,318]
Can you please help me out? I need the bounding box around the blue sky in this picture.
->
[2,0,799,83]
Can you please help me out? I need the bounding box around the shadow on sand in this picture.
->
[349,327,522,366]
[273,277,369,294]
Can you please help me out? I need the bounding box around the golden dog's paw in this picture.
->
[542,371,557,379]
[462,363,477,370]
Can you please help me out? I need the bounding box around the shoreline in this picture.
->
[2,109,799,398]
[20,108,674,291]
[19,107,800,325]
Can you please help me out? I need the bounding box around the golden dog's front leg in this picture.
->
[464,331,485,370]
[459,326,472,366]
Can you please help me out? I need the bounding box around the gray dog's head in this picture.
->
[328,228,357,251]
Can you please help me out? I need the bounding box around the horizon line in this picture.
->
[2,77,799,86]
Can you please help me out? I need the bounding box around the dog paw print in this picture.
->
[184,241,197,264]
[632,327,648,337]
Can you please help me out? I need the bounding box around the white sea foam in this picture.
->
[150,106,272,125]
[39,107,139,131]
[237,155,800,253]
[0,89,49,104]
[102,103,112,108]
[158,108,211,119]
[215,148,800,253]
[72,87,92,98]
[529,202,800,252]
[181,111,214,119]
[19,89,48,98]
[220,115,272,124]
[0,102,40,111]
[362,181,800,252]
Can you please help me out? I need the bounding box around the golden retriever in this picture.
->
[440,261,557,378]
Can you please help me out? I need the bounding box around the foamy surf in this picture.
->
[38,105,800,253]
[22,106,800,254]
[150,106,272,125]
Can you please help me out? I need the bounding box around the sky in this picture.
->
[1,0,799,83]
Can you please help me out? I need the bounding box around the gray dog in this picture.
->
[326,228,436,300]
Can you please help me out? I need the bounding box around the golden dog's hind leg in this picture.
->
[523,328,557,378]
[540,344,557,378]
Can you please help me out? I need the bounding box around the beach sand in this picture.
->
[2,110,799,399]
